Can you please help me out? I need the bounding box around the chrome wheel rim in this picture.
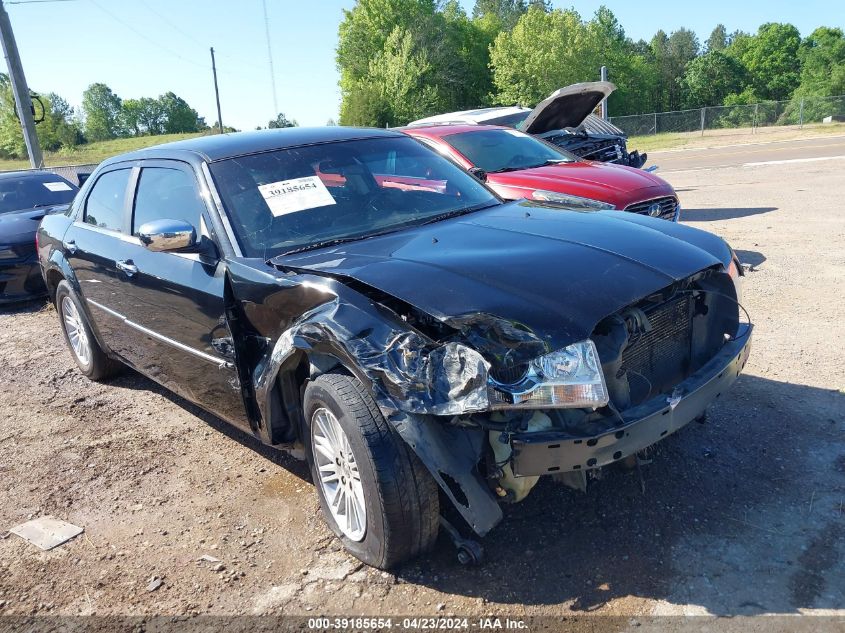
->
[311,407,366,541]
[61,296,91,366]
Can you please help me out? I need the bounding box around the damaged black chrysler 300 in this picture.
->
[37,127,751,569]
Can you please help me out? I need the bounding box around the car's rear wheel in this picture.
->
[303,372,439,569]
[55,281,121,381]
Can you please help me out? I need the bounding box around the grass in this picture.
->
[629,122,845,153]
[3,122,845,171]
[0,131,209,172]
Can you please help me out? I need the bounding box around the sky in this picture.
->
[2,0,842,131]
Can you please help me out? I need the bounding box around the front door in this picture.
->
[102,161,249,429]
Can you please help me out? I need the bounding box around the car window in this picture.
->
[209,136,499,259]
[84,169,131,232]
[132,167,205,235]
[0,173,78,215]
[444,129,574,173]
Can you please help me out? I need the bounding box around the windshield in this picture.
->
[444,128,575,173]
[209,136,500,258]
[484,111,530,128]
[0,173,77,214]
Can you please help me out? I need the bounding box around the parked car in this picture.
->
[408,81,647,168]
[0,171,78,304]
[38,127,751,569]
[404,123,678,219]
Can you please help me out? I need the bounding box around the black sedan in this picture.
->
[37,127,751,569]
[0,171,77,303]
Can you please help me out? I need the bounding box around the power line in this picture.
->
[88,0,208,70]
[137,0,265,75]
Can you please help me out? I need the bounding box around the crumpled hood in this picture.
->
[488,160,673,206]
[275,202,731,355]
[0,205,67,244]
[522,82,616,134]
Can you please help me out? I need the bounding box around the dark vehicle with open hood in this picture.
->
[0,171,78,303]
[409,81,647,168]
[37,127,751,569]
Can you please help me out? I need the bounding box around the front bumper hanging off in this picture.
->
[509,324,753,477]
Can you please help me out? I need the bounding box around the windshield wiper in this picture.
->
[491,159,570,173]
[272,225,410,259]
[418,201,500,226]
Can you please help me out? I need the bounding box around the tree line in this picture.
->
[337,0,845,127]
[0,79,209,160]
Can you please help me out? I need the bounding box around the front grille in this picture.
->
[624,196,677,220]
[620,293,692,398]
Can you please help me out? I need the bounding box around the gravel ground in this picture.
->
[0,154,843,623]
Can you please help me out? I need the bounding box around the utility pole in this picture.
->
[209,47,223,134]
[0,0,43,168]
[600,66,608,120]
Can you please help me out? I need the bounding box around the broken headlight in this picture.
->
[488,339,609,409]
[531,190,615,211]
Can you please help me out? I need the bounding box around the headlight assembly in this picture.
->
[531,190,616,211]
[488,339,609,409]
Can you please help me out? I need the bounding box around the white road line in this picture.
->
[743,155,845,167]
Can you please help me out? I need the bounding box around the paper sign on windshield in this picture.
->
[258,176,336,217]
[43,182,73,192]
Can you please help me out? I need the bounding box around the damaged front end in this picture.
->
[250,256,751,538]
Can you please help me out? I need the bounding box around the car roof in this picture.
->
[0,170,74,183]
[102,126,406,166]
[408,106,528,126]
[403,123,514,139]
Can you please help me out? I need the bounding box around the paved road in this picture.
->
[649,134,845,172]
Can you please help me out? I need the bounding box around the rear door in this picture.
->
[112,160,249,428]
[64,165,136,355]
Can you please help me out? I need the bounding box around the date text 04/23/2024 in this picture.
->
[306,617,528,630]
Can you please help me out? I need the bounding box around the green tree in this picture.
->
[680,51,748,107]
[159,92,204,134]
[731,23,801,100]
[490,7,592,105]
[122,97,165,136]
[796,27,845,96]
[471,0,526,31]
[39,93,84,150]
[82,82,124,141]
[706,24,728,52]
[648,28,700,111]
[338,0,491,125]
[268,112,298,128]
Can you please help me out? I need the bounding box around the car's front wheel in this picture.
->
[55,281,121,381]
[303,372,439,569]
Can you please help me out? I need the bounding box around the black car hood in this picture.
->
[522,82,616,134]
[274,202,731,354]
[0,205,68,243]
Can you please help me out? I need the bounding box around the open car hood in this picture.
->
[521,81,616,134]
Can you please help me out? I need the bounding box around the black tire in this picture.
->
[55,280,121,381]
[303,372,439,569]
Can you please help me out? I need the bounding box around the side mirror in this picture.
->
[137,218,196,252]
[468,167,487,183]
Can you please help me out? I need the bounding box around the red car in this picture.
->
[403,124,680,221]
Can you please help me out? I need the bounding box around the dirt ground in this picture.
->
[0,149,843,625]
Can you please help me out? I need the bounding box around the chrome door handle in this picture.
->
[63,239,77,255]
[116,260,138,276]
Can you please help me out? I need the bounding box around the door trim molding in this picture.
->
[86,298,233,369]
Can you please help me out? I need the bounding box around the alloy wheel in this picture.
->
[61,296,91,366]
[311,407,367,541]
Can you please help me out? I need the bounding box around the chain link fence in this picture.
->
[609,95,845,137]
